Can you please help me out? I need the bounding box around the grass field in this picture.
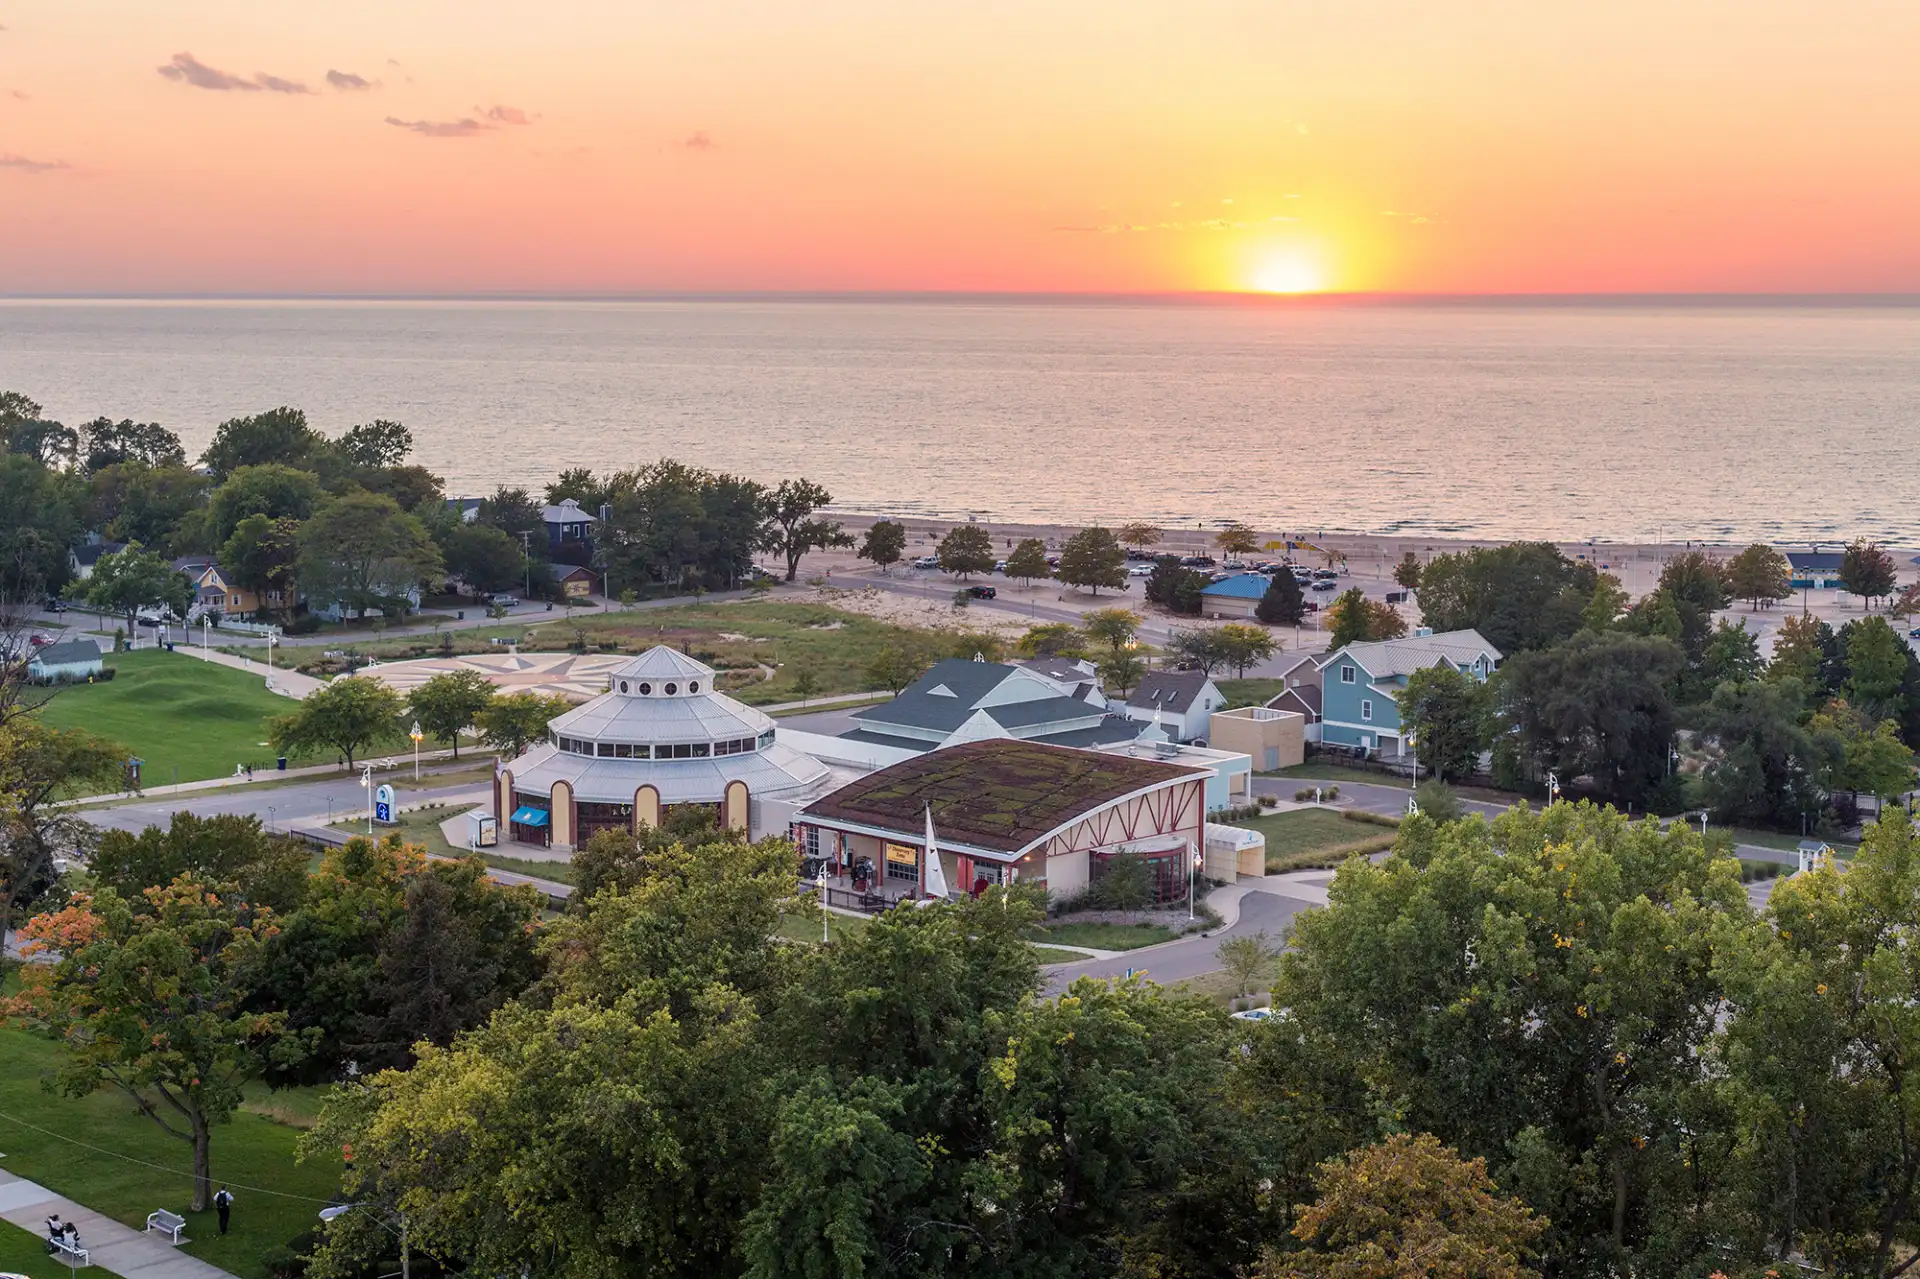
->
[1224,808,1400,872]
[32,649,310,786]
[0,1221,75,1279]
[289,599,1002,706]
[1031,921,1179,951]
[0,1017,338,1279]
[774,911,872,944]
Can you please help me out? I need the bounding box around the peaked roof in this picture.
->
[542,498,598,523]
[71,541,126,567]
[1200,573,1270,599]
[1127,670,1214,715]
[801,739,1206,854]
[1786,550,1843,571]
[31,640,102,667]
[611,646,714,682]
[852,658,1110,737]
[1319,629,1501,680]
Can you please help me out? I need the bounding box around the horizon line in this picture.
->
[4,289,1920,307]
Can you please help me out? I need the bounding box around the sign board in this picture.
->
[374,783,396,825]
[467,811,499,849]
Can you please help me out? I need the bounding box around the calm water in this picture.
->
[2,297,1917,545]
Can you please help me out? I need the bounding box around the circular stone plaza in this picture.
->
[472,647,835,849]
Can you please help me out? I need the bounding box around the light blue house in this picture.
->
[1315,628,1501,758]
[27,639,105,683]
[1199,572,1269,619]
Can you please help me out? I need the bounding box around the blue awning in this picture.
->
[510,806,550,827]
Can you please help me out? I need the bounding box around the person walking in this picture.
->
[214,1186,235,1236]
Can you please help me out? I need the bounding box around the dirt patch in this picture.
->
[808,585,1028,642]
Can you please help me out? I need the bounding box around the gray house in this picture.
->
[28,640,104,683]
[841,658,1144,754]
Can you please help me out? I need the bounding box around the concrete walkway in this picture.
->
[178,644,328,698]
[0,1171,239,1279]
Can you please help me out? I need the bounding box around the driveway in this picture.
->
[1042,875,1330,992]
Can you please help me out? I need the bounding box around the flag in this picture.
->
[923,804,949,899]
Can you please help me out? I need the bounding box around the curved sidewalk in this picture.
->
[0,1171,239,1279]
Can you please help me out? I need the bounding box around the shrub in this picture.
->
[1293,785,1340,802]
[1085,853,1154,910]
[1413,779,1464,823]
[1258,794,1278,808]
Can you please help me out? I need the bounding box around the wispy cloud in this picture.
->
[1379,209,1440,225]
[681,130,717,151]
[385,115,488,138]
[0,151,70,174]
[7,89,28,101]
[1058,215,1290,234]
[480,104,531,125]
[156,52,310,94]
[326,69,375,91]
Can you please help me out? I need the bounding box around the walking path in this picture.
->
[177,644,327,698]
[0,1172,239,1279]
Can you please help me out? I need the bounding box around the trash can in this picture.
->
[456,610,465,621]
[166,641,175,652]
[277,756,288,771]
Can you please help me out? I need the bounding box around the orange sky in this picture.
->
[3,0,1918,295]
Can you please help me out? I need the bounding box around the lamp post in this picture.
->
[1546,771,1561,805]
[265,627,278,670]
[362,762,374,835]
[1188,846,1203,922]
[267,805,276,834]
[318,1204,408,1279]
[409,721,423,782]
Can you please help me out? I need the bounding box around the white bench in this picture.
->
[50,1236,90,1267]
[146,1209,187,1244]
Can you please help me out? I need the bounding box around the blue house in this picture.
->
[1785,550,1843,590]
[543,499,598,554]
[27,639,105,683]
[1316,628,1501,759]
[1199,572,1270,619]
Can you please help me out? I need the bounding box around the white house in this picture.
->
[27,639,104,683]
[1119,670,1227,743]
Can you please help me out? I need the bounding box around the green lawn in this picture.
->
[1031,945,1090,964]
[33,649,309,786]
[0,1019,339,1279]
[774,911,872,944]
[1217,678,1290,709]
[1224,808,1399,872]
[1030,921,1180,951]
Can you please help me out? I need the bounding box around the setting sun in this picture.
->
[1248,253,1330,295]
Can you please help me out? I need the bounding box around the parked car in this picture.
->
[1127,563,1154,577]
[1312,568,1337,580]
[1178,555,1217,568]
[1909,626,1920,640]
[28,633,51,647]
[486,593,521,608]
[966,585,997,599]
[1125,548,1158,561]
[1301,601,1320,613]
[1311,579,1338,592]
[43,597,69,613]
[911,555,941,570]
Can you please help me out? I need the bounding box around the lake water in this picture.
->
[2,296,1917,545]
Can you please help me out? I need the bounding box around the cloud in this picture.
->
[326,69,375,91]
[0,151,69,174]
[385,115,488,138]
[480,104,530,125]
[681,130,716,151]
[8,89,28,101]
[155,52,310,93]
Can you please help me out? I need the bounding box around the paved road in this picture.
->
[1042,877,1330,991]
[87,769,483,835]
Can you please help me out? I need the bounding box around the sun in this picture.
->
[1248,253,1328,294]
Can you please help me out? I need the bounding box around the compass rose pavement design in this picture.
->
[361,651,631,702]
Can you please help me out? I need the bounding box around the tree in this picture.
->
[1264,1134,1546,1279]
[298,491,443,619]
[1496,631,1684,802]
[1004,537,1052,586]
[1393,551,1423,590]
[1016,622,1086,659]
[86,461,206,555]
[856,519,906,573]
[1844,614,1908,722]
[205,463,322,546]
[1117,521,1161,552]
[78,543,191,638]
[1215,522,1261,558]
[1414,542,1600,654]
[91,812,309,915]
[1327,587,1406,649]
[1096,648,1146,695]
[1215,621,1278,677]
[442,522,524,595]
[1807,700,1913,806]
[0,452,84,597]
[6,879,290,1210]
[2,394,78,468]
[1581,573,1631,632]
[1081,607,1142,654]
[1144,555,1207,616]
[200,407,324,479]
[408,671,497,759]
[1217,930,1279,997]
[270,675,406,767]
[1726,542,1792,608]
[1699,617,1763,693]
[762,478,852,582]
[0,719,127,939]
[1695,676,1821,827]
[1840,538,1899,608]
[1767,611,1833,697]
[936,524,995,579]
[1166,627,1230,675]
[474,691,573,759]
[1257,569,1306,625]
[1401,664,1491,782]
[336,420,413,469]
[78,417,185,474]
[866,644,931,693]
[220,514,301,621]
[1056,526,1126,595]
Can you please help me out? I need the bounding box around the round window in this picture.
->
[619,681,629,693]
[664,682,679,695]
[637,682,652,695]
[688,681,700,693]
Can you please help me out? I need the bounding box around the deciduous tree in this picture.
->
[1840,538,1899,609]
[1081,607,1142,653]
[220,514,301,621]
[1215,621,1278,677]
[91,812,309,915]
[1726,542,1792,608]
[1414,542,1600,654]
[78,543,192,637]
[1056,525,1127,595]
[1327,587,1406,649]
[855,519,906,572]
[1216,522,1261,558]
[200,406,325,479]
[936,524,996,579]
[762,477,852,582]
[205,463,322,546]
[1015,622,1087,659]
[1843,615,1908,722]
[298,491,443,619]
[1401,664,1491,782]
[1496,630,1683,802]
[78,417,186,474]
[1117,521,1161,552]
[1004,537,1052,585]
[270,675,406,767]
[408,670,497,759]
[473,690,572,759]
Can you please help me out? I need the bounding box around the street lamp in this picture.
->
[317,1204,409,1279]
[409,721,423,782]
[361,762,375,834]
[1546,771,1561,805]
[1188,846,1204,922]
[267,805,276,833]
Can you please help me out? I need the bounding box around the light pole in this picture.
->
[318,1204,408,1279]
[265,627,278,670]
[1546,771,1561,806]
[267,805,276,833]
[1188,846,1203,922]
[409,721,423,781]
[362,762,375,834]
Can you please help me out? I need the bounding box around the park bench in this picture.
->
[50,1235,89,1267]
[145,1209,187,1244]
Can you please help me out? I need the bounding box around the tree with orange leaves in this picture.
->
[5,877,290,1210]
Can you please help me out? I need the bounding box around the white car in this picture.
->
[1127,563,1154,577]
[1230,1008,1276,1022]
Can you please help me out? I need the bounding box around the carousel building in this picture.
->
[493,646,834,849]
